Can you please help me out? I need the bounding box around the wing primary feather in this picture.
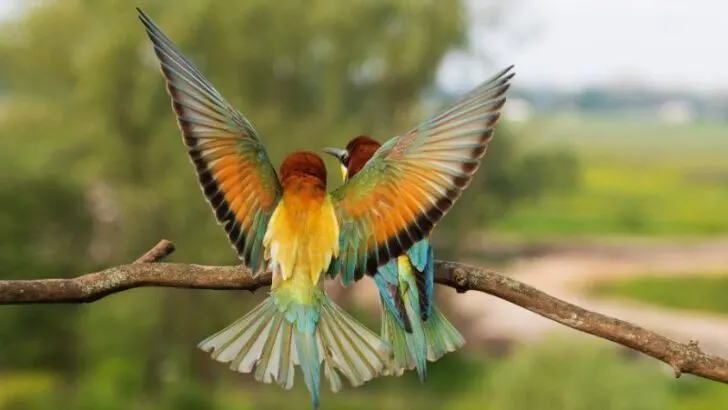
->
[138,8,282,271]
[432,67,514,123]
[332,65,514,279]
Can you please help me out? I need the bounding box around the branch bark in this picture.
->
[1,239,727,385]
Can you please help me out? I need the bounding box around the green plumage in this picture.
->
[377,253,465,380]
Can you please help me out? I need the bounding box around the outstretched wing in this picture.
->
[138,9,282,273]
[330,65,514,284]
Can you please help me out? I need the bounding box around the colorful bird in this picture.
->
[323,135,463,380]
[138,8,513,409]
[324,65,514,379]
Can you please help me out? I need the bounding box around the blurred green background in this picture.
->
[1,0,727,409]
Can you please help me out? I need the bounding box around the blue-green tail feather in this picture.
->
[373,262,410,331]
[375,240,465,381]
[294,326,321,408]
[423,305,465,362]
[198,288,391,409]
[408,239,435,320]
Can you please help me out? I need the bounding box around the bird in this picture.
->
[324,134,468,380]
[137,7,514,409]
[323,64,514,380]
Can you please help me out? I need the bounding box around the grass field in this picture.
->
[592,274,728,315]
[492,113,728,237]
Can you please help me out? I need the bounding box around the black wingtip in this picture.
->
[490,65,515,89]
[136,8,153,34]
[136,7,148,22]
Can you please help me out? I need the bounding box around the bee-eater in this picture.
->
[138,8,513,409]
[323,64,515,379]
[323,135,467,381]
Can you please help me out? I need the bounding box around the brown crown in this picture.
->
[345,135,382,180]
[279,151,328,186]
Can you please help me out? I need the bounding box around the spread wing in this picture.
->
[330,65,514,284]
[138,9,282,274]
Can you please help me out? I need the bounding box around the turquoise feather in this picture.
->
[375,239,465,380]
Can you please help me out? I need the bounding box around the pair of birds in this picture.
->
[137,8,514,409]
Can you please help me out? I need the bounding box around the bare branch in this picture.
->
[133,239,176,263]
[1,240,727,385]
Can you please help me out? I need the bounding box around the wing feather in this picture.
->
[138,9,282,273]
[331,65,514,283]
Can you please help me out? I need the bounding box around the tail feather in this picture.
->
[202,297,277,368]
[318,297,392,386]
[253,313,286,385]
[294,328,321,408]
[198,291,390,409]
[423,306,466,362]
[273,319,295,389]
[378,295,465,381]
[375,240,464,380]
[380,295,421,377]
[373,263,412,332]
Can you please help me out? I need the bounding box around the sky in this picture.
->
[439,0,728,94]
[1,0,726,94]
[0,0,15,19]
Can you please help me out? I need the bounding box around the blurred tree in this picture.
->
[0,173,92,373]
[577,87,610,112]
[432,127,582,260]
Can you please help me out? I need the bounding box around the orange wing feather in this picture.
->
[330,65,515,283]
[138,9,282,274]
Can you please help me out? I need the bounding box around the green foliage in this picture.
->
[0,173,91,371]
[433,128,582,258]
[592,274,728,315]
[493,114,728,237]
[0,372,60,410]
[512,113,728,167]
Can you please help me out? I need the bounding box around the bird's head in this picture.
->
[323,135,381,182]
[279,152,328,188]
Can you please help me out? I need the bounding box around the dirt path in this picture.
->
[451,237,728,356]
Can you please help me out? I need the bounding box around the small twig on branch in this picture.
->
[133,239,176,263]
[0,240,727,385]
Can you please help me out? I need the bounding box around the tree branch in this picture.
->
[133,239,176,263]
[1,239,727,385]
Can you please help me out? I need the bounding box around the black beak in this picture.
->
[322,147,348,163]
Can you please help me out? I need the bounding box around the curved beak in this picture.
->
[322,147,348,163]
[322,147,349,182]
